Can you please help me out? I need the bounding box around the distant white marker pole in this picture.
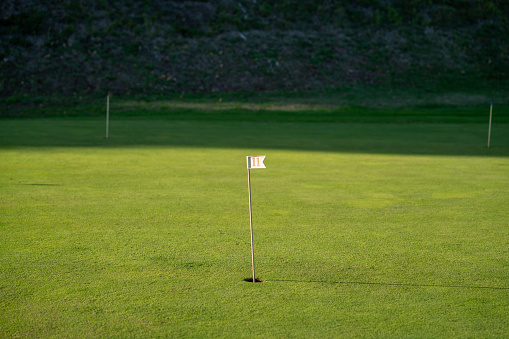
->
[246,155,266,283]
[106,92,110,139]
[487,100,493,148]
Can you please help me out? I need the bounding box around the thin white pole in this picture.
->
[487,101,493,148]
[106,93,110,139]
[247,168,256,283]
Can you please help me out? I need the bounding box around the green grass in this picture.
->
[1,104,508,337]
[2,88,509,123]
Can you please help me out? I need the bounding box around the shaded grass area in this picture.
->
[1,113,508,337]
[2,88,509,123]
[0,119,508,157]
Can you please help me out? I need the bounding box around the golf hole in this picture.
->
[244,278,265,283]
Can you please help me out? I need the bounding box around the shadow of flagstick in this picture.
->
[267,279,509,291]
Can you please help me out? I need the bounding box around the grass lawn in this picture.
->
[1,99,508,337]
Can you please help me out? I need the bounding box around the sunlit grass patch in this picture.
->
[1,106,508,337]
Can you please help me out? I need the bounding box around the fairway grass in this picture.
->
[1,118,508,337]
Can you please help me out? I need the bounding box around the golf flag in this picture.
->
[246,155,267,283]
[247,156,266,169]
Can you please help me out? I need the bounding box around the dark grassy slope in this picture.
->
[1,0,508,98]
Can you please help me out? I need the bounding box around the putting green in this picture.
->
[1,118,508,337]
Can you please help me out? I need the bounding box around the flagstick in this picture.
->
[245,156,266,283]
[247,167,256,283]
[487,100,493,148]
[106,93,110,139]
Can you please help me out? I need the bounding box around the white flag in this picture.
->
[247,156,266,169]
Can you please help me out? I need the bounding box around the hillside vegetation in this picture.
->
[1,0,508,98]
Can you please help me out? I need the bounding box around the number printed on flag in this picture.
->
[247,156,266,169]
